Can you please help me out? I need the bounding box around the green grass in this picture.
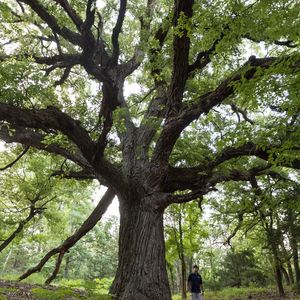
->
[1,272,46,284]
[0,287,17,293]
[31,287,113,300]
[31,287,79,300]
[172,286,300,300]
[204,286,267,299]
[0,287,16,300]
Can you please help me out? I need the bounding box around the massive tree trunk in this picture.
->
[110,193,171,300]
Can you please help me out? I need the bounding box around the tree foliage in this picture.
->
[0,0,299,298]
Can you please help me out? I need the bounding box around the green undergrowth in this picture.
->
[31,287,113,300]
[204,286,269,299]
[1,273,46,285]
[31,287,78,300]
[58,277,113,294]
[0,287,17,293]
[31,288,112,300]
[0,287,16,300]
[172,286,300,300]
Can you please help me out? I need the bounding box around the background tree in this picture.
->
[208,172,300,296]
[0,0,299,299]
[165,201,207,298]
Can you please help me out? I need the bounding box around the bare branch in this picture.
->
[230,103,255,124]
[189,31,226,73]
[242,33,297,48]
[0,146,29,171]
[45,252,65,285]
[51,169,96,181]
[54,66,71,86]
[223,211,244,246]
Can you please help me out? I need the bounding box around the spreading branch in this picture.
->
[151,55,300,176]
[0,125,90,169]
[0,104,95,161]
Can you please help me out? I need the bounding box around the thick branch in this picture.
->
[111,0,127,65]
[19,187,115,282]
[18,0,83,46]
[166,0,194,117]
[0,104,95,161]
[0,125,90,168]
[151,55,300,175]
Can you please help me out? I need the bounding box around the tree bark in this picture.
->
[110,195,171,300]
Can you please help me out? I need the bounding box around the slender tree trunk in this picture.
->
[167,262,176,295]
[287,260,294,285]
[64,255,70,278]
[280,239,294,285]
[176,261,181,294]
[291,238,300,294]
[178,210,187,300]
[1,248,12,275]
[269,237,285,296]
[288,209,300,293]
[110,196,171,300]
[281,266,290,285]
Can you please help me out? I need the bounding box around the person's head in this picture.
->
[193,265,199,273]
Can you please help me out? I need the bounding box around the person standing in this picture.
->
[188,265,204,300]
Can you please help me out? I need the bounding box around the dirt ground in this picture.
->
[0,279,87,300]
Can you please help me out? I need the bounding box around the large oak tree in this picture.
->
[0,0,299,299]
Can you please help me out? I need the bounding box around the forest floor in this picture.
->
[0,279,111,300]
[1,279,300,300]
